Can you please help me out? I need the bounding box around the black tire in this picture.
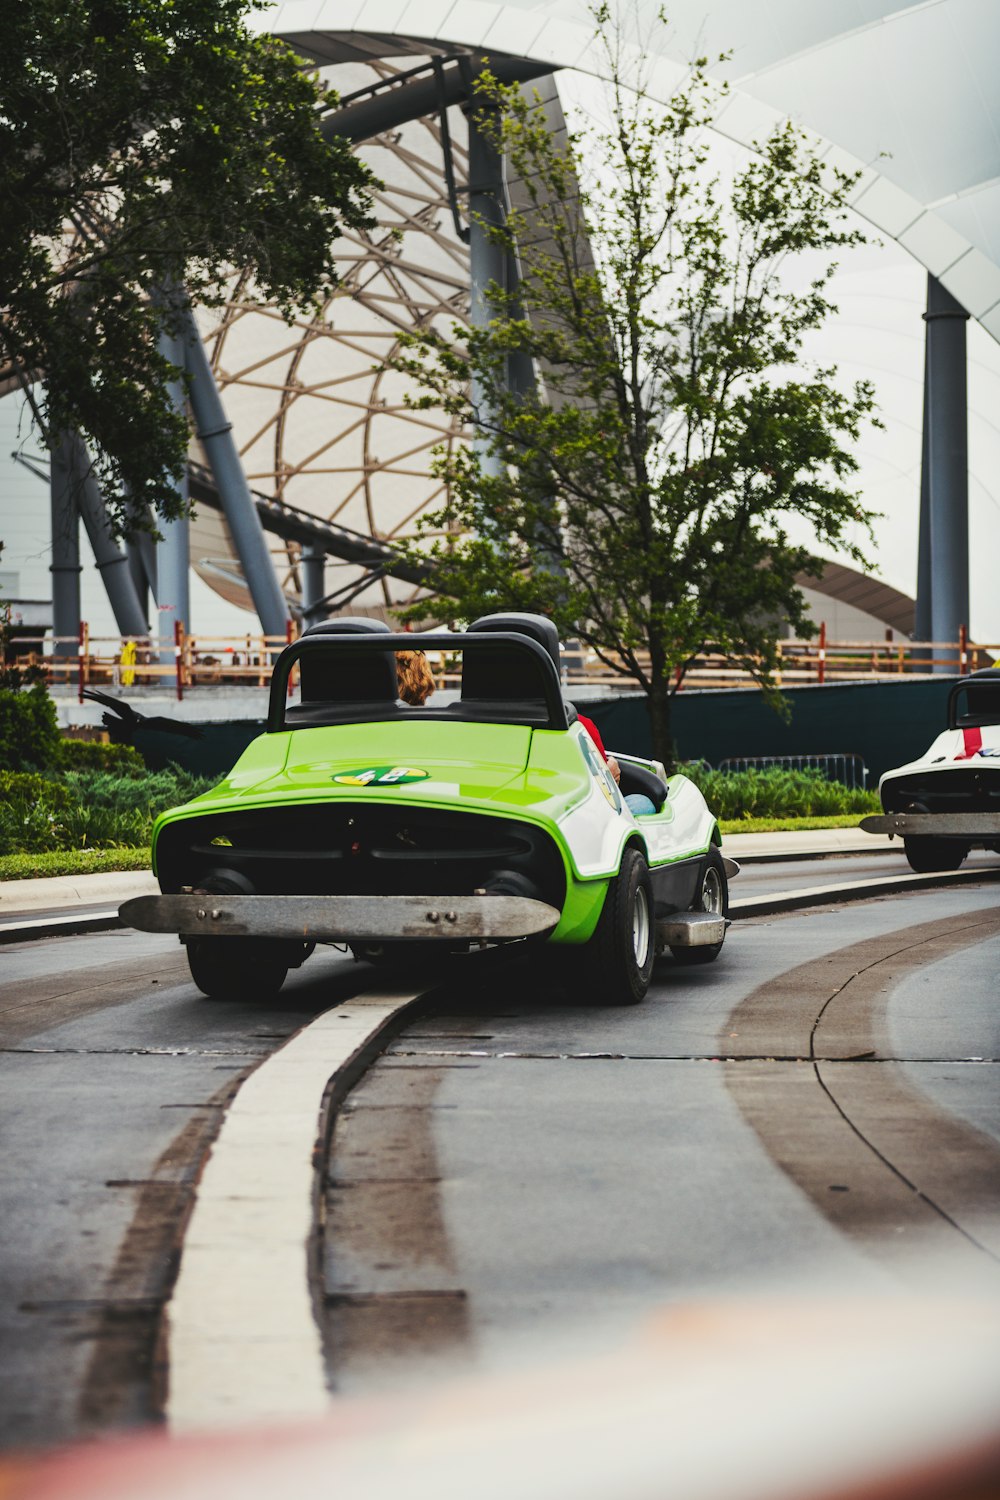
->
[669,847,729,966]
[903,837,968,874]
[579,845,654,1005]
[187,938,289,1000]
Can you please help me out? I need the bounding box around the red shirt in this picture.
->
[577,714,607,761]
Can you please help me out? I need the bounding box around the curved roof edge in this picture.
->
[257,1,1000,344]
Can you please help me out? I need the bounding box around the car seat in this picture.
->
[289,616,399,724]
[462,612,574,726]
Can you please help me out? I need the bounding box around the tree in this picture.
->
[396,13,879,764]
[0,0,374,529]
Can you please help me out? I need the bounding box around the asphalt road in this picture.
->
[320,883,1000,1394]
[0,931,361,1450]
[2,873,999,1450]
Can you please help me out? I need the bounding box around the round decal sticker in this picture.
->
[332,765,429,786]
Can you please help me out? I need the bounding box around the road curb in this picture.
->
[0,911,122,944]
[731,864,1000,917]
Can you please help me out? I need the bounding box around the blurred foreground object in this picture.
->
[4,1290,1000,1500]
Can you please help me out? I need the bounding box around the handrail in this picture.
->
[7,625,997,701]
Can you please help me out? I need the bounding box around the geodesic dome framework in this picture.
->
[189,59,474,621]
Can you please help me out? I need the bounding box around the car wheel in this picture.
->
[902,837,968,874]
[669,848,729,966]
[581,845,654,1005]
[187,938,289,1000]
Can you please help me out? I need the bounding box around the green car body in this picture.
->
[123,616,731,1003]
[150,714,721,945]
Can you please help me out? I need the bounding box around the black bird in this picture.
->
[82,688,204,740]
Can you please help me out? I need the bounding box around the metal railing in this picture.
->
[718,753,869,789]
[6,622,996,702]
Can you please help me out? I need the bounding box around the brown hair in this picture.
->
[396,649,436,705]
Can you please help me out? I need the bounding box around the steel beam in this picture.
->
[914,360,932,642]
[178,304,291,638]
[299,544,327,621]
[64,432,149,638]
[467,102,506,480]
[324,55,554,144]
[921,275,970,669]
[156,329,191,660]
[49,434,82,659]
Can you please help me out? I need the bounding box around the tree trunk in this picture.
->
[647,669,675,770]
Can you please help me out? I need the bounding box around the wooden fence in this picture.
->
[7,621,996,702]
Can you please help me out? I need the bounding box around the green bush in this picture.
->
[677,762,880,820]
[57,739,145,773]
[0,763,215,856]
[60,766,215,819]
[0,770,77,855]
[0,684,62,771]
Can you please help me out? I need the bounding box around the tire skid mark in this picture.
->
[75,1074,244,1434]
[724,906,1000,1275]
[321,1062,472,1389]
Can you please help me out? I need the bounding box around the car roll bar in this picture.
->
[266,631,570,734]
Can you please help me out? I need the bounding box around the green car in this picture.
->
[121,613,734,1005]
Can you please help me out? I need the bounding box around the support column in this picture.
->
[921,275,970,670]
[299,544,327,623]
[125,521,157,622]
[156,329,191,662]
[178,304,290,638]
[914,360,932,643]
[49,434,82,661]
[466,103,506,480]
[69,433,150,639]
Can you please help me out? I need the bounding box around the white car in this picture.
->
[862,668,1000,872]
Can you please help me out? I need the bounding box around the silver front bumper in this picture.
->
[119,892,561,943]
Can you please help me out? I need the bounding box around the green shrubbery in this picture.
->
[0,764,214,856]
[57,739,145,773]
[678,762,879,820]
[0,684,62,771]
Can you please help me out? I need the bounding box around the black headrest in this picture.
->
[467,612,561,669]
[298,617,397,703]
[301,616,391,638]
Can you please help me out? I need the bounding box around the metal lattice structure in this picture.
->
[190,61,472,621]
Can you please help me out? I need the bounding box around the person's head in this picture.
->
[396,649,436,705]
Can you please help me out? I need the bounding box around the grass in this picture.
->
[0,847,152,882]
[718,814,868,836]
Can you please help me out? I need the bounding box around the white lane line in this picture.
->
[166,987,425,1433]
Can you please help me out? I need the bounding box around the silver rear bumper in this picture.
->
[861,813,1000,837]
[119,892,561,943]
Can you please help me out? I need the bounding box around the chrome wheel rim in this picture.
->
[633,884,651,967]
[701,866,723,914]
